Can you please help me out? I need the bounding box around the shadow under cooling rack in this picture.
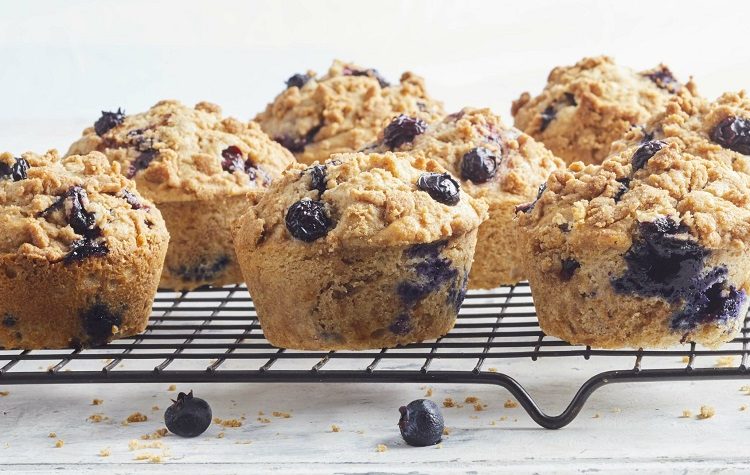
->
[1,282,750,429]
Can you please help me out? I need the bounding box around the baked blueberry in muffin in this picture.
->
[233,152,487,350]
[0,150,169,348]
[517,93,750,348]
[67,100,295,290]
[255,60,444,165]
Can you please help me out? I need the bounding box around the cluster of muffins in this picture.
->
[3,56,750,351]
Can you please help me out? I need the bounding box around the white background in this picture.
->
[1,0,749,152]
[2,1,750,473]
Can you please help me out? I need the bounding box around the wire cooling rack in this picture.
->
[1,282,749,429]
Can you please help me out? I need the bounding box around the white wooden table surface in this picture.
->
[3,1,750,472]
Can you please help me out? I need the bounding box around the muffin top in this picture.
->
[516,94,750,254]
[236,152,487,251]
[67,100,296,203]
[368,108,564,205]
[511,56,697,165]
[611,90,750,176]
[0,150,168,263]
[254,60,444,165]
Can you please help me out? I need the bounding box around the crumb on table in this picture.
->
[141,428,168,440]
[715,356,736,368]
[88,414,108,423]
[151,406,159,411]
[697,405,715,420]
[681,356,690,364]
[442,427,451,435]
[473,403,484,412]
[129,440,164,451]
[214,417,242,428]
[464,396,479,404]
[680,410,693,418]
[504,399,518,408]
[99,448,111,457]
[424,387,433,397]
[54,440,64,448]
[167,385,176,392]
[257,417,271,424]
[0,391,9,397]
[217,432,225,439]
[487,367,498,373]
[376,444,388,453]
[92,399,103,406]
[133,453,164,463]
[272,411,291,419]
[592,413,601,419]
[125,412,148,423]
[331,424,341,433]
[442,397,462,408]
[740,405,748,412]
[48,432,57,438]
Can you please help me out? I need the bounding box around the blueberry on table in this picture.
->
[285,199,332,242]
[398,399,444,447]
[417,173,460,206]
[285,73,311,89]
[460,147,498,184]
[94,108,125,136]
[711,116,750,155]
[383,115,427,150]
[165,390,212,438]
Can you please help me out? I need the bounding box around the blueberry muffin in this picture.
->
[234,152,487,350]
[254,60,444,165]
[0,150,169,349]
[516,94,750,349]
[512,56,698,166]
[67,100,295,290]
[367,108,564,288]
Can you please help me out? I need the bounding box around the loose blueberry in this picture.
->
[631,140,667,171]
[711,116,750,155]
[285,199,331,242]
[285,73,311,89]
[165,390,212,438]
[383,115,427,150]
[398,399,444,447]
[643,66,680,93]
[560,258,580,281]
[417,173,460,206]
[460,147,498,184]
[307,164,327,196]
[389,314,412,335]
[80,303,121,346]
[128,149,158,178]
[94,108,126,136]
[0,157,29,182]
[540,106,555,132]
[65,238,108,264]
[342,67,390,88]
